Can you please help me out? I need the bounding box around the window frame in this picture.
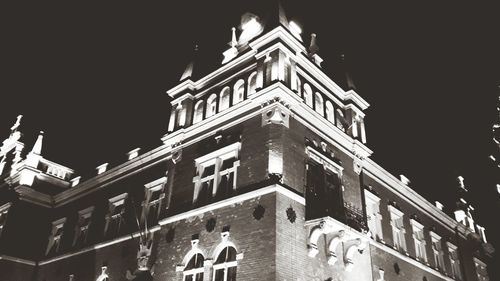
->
[410,218,427,263]
[212,245,238,281]
[104,193,128,236]
[364,190,383,242]
[446,242,462,280]
[192,142,241,204]
[0,202,12,238]
[46,217,66,255]
[73,206,94,246]
[430,231,444,271]
[388,205,407,253]
[142,177,167,224]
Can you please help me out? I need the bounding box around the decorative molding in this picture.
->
[0,255,36,266]
[159,184,304,227]
[39,226,161,265]
[370,240,454,281]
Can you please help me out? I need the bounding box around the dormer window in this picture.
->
[193,143,240,206]
[410,219,427,263]
[0,203,12,238]
[104,193,127,237]
[388,205,407,253]
[73,206,94,247]
[142,177,167,225]
[46,218,66,255]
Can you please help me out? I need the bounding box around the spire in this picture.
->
[262,0,290,31]
[222,28,239,64]
[31,131,44,155]
[10,115,23,136]
[341,54,357,91]
[230,27,237,48]
[308,33,319,55]
[180,45,198,81]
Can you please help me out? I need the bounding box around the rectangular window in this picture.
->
[473,257,489,281]
[364,190,383,242]
[73,206,94,247]
[142,177,167,225]
[104,193,127,237]
[430,231,444,271]
[0,203,12,238]
[388,205,407,253]
[193,143,240,205]
[447,242,462,280]
[410,219,427,263]
[305,145,344,221]
[46,218,66,255]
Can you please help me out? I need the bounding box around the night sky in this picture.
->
[1,1,499,276]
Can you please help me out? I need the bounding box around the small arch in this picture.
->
[213,245,238,281]
[183,253,205,281]
[206,94,217,118]
[219,87,230,111]
[247,72,257,96]
[303,83,313,108]
[314,92,324,116]
[233,79,245,105]
[193,100,204,124]
[325,101,334,123]
[295,77,302,96]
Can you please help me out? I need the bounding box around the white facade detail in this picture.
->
[388,205,407,253]
[364,190,383,242]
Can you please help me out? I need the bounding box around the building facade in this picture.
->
[0,4,493,281]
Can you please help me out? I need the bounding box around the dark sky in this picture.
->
[1,0,499,275]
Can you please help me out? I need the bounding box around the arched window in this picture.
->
[233,79,245,105]
[206,94,217,118]
[303,83,313,108]
[213,246,237,281]
[314,92,324,116]
[193,100,204,124]
[184,253,205,281]
[325,101,334,123]
[295,77,301,96]
[219,87,230,111]
[336,108,346,132]
[247,72,257,96]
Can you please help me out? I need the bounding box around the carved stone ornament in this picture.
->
[262,106,290,128]
[172,148,182,164]
[307,218,368,270]
[126,234,155,281]
[353,157,363,175]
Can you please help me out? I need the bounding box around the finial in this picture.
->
[230,27,237,48]
[308,33,319,55]
[180,44,198,81]
[30,131,44,155]
[10,115,23,135]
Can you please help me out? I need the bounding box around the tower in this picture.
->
[0,3,493,281]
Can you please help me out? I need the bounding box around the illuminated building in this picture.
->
[0,3,493,281]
